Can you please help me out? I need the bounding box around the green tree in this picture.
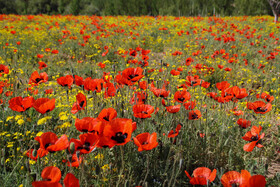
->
[70,0,80,15]
[267,0,280,22]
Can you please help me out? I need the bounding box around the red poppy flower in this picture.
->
[237,118,251,128]
[104,82,116,98]
[177,67,183,71]
[174,89,191,103]
[37,54,44,58]
[83,78,104,92]
[257,92,274,103]
[45,89,53,94]
[130,91,147,105]
[185,167,217,185]
[98,108,117,123]
[71,93,87,114]
[222,86,248,101]
[201,81,210,88]
[133,104,154,118]
[96,136,117,149]
[218,64,224,69]
[102,118,135,146]
[25,148,48,160]
[183,101,196,110]
[249,175,266,187]
[216,81,230,91]
[232,110,244,116]
[74,75,84,87]
[166,104,181,113]
[141,49,150,55]
[199,133,205,138]
[119,67,144,85]
[57,75,74,88]
[75,117,103,133]
[129,49,137,57]
[69,133,99,154]
[0,64,9,76]
[29,71,48,86]
[9,96,34,112]
[35,132,69,153]
[51,49,59,54]
[170,69,180,76]
[150,81,170,98]
[242,126,264,152]
[247,101,272,114]
[207,92,218,99]
[224,67,232,71]
[64,173,80,187]
[33,98,55,114]
[185,57,194,66]
[133,132,158,152]
[189,110,202,120]
[38,61,47,70]
[221,170,251,187]
[139,81,147,90]
[172,50,182,56]
[185,76,203,87]
[32,166,62,187]
[168,124,182,138]
[98,62,106,68]
[5,91,13,97]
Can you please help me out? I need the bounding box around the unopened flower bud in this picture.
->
[70,142,75,154]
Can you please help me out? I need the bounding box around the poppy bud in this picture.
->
[32,149,37,158]
[70,142,75,154]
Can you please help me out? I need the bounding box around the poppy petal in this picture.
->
[243,141,257,152]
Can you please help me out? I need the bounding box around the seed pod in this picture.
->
[70,142,75,154]
[32,149,37,158]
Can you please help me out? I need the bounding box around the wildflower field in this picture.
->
[0,14,280,186]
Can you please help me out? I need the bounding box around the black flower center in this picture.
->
[35,78,42,83]
[77,142,91,151]
[177,97,185,102]
[191,81,197,86]
[256,107,267,112]
[192,114,198,119]
[111,132,128,143]
[251,135,259,141]
[103,115,110,121]
[44,143,52,149]
[79,101,85,108]
[44,143,55,152]
[141,111,148,114]
[128,74,139,80]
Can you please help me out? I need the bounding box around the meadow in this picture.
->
[0,14,279,186]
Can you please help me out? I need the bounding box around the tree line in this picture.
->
[0,0,274,17]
